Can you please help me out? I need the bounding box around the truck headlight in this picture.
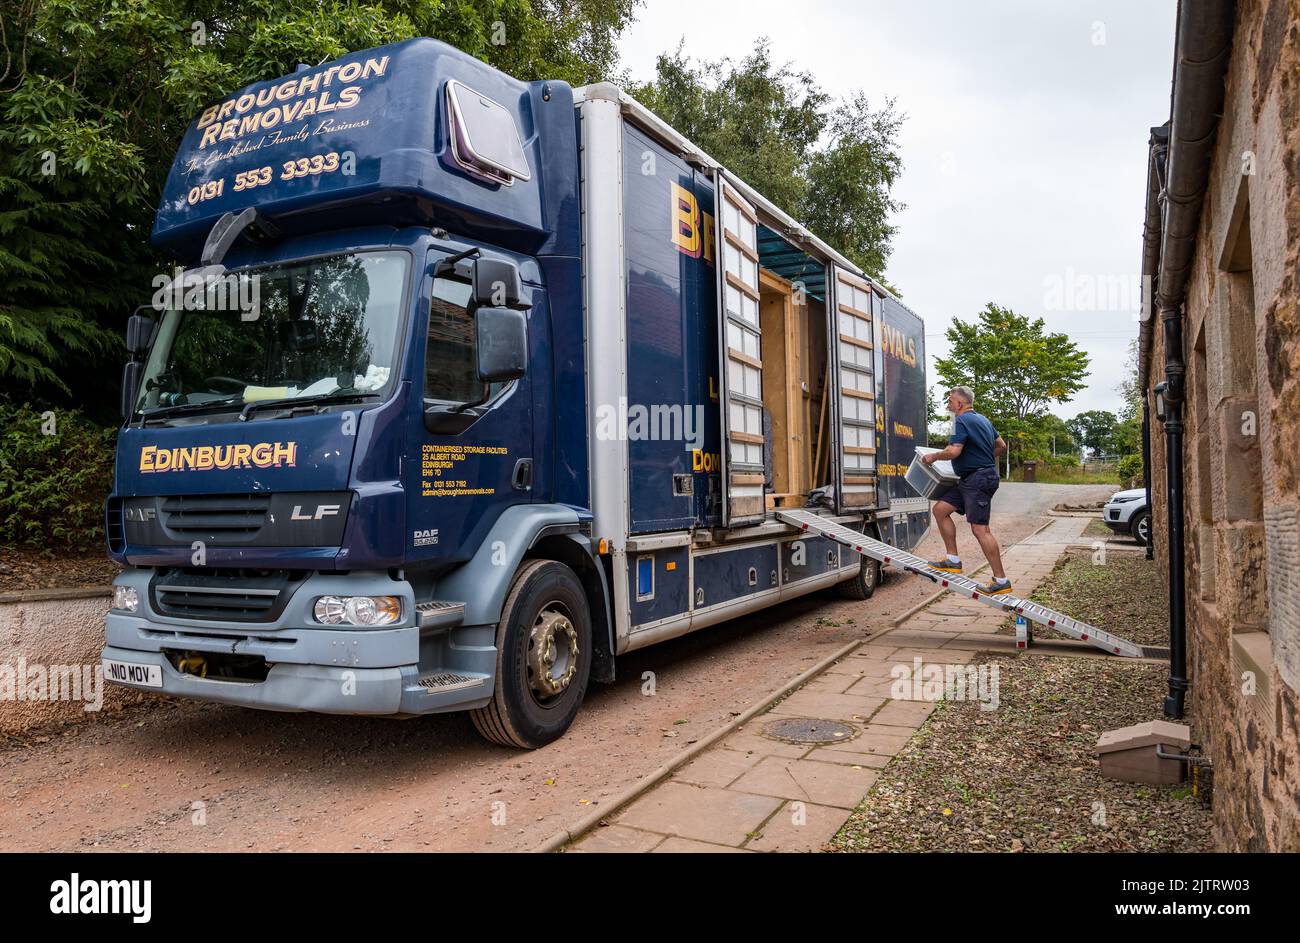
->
[313,595,401,626]
[113,586,139,613]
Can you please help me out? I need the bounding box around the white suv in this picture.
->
[1102,487,1151,546]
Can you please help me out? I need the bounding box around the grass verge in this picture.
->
[998,548,1168,647]
[829,653,1210,852]
[1080,518,1116,539]
[1011,467,1120,484]
[830,547,1202,853]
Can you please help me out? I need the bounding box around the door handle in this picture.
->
[512,458,533,491]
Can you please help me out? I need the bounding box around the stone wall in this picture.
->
[0,588,150,735]
[1145,0,1300,851]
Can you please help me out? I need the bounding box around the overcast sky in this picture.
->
[617,0,1177,420]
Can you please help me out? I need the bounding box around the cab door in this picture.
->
[403,248,535,568]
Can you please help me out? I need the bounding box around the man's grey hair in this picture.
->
[949,385,975,406]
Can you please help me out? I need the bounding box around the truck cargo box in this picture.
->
[609,100,902,536]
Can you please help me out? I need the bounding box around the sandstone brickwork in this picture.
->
[1146,0,1300,851]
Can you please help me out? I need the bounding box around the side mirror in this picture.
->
[121,361,143,422]
[422,302,527,435]
[475,306,527,382]
[472,258,526,309]
[126,310,156,357]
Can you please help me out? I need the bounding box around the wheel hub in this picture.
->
[527,609,579,699]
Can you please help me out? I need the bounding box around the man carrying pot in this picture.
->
[922,386,1011,595]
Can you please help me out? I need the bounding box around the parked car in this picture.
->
[1103,487,1151,545]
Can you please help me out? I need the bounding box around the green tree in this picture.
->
[1066,409,1118,456]
[0,0,638,411]
[1032,413,1078,460]
[1116,337,1142,419]
[1113,338,1143,458]
[630,39,905,280]
[926,387,945,426]
[933,303,1089,466]
[1113,410,1142,457]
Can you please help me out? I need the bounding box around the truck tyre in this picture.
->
[837,556,881,600]
[1131,509,1151,547]
[471,560,592,749]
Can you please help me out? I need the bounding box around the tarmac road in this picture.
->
[0,482,1115,852]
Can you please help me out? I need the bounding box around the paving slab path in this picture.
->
[566,516,1136,853]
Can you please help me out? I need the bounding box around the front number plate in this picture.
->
[102,659,163,688]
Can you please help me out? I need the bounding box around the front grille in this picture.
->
[106,498,125,553]
[1108,509,1121,521]
[150,567,303,623]
[159,494,270,540]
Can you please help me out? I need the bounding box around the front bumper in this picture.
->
[102,644,411,714]
[1103,504,1136,532]
[102,569,493,716]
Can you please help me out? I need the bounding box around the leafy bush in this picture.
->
[1117,453,1143,487]
[0,402,115,552]
[1045,453,1080,467]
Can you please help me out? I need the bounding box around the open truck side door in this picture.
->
[714,172,766,526]
[828,266,878,512]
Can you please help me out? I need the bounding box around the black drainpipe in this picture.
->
[1160,314,1189,719]
[1149,0,1235,719]
[1140,127,1166,563]
[1141,399,1153,561]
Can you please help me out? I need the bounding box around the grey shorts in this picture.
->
[934,466,1000,525]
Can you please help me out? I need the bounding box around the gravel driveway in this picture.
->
[0,483,1116,852]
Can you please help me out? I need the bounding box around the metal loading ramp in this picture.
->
[774,508,1143,658]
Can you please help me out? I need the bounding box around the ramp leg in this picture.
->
[1015,614,1033,650]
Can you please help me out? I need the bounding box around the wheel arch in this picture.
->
[525,532,615,684]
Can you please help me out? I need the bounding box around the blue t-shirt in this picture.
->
[950,410,998,477]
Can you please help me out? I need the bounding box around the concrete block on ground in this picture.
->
[1097,720,1192,785]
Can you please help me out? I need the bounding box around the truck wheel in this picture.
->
[1132,510,1151,547]
[471,560,592,749]
[837,557,881,600]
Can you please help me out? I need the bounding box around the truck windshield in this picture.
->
[135,250,409,419]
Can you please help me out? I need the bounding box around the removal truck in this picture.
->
[102,38,930,747]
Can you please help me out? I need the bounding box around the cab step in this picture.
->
[416,600,466,629]
[415,671,487,692]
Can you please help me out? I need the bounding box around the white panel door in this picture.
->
[830,266,877,510]
[714,173,765,526]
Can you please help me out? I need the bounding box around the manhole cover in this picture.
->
[761,717,858,745]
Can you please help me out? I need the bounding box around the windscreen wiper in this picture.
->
[238,390,380,422]
[139,396,245,425]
